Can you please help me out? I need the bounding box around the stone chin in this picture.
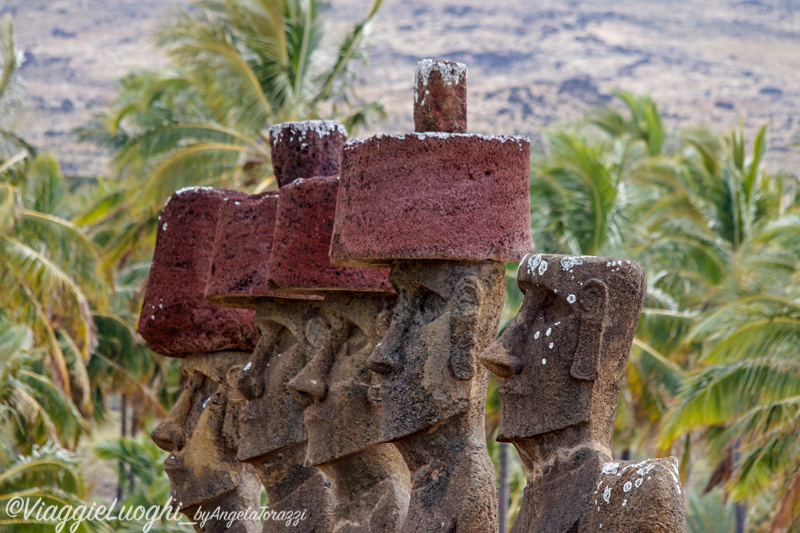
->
[164,456,238,512]
[302,382,377,466]
[236,397,306,463]
[376,378,472,444]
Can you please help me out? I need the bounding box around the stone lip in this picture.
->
[330,133,534,267]
[269,120,348,187]
[204,191,321,308]
[268,176,394,294]
[138,187,259,356]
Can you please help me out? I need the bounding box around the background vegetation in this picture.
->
[1,1,798,532]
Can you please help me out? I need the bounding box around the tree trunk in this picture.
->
[499,442,509,532]
[118,391,128,502]
[129,407,138,492]
[733,439,746,533]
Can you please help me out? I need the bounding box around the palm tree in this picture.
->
[77,0,385,242]
[1,15,108,428]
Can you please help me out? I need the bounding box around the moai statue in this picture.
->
[257,172,411,531]
[479,253,687,533]
[140,187,261,533]
[203,121,351,533]
[329,60,535,533]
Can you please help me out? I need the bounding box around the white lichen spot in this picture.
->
[416,58,467,88]
[549,342,554,349]
[567,294,577,304]
[623,481,632,493]
[538,259,548,275]
[243,362,252,372]
[534,331,540,339]
[310,380,317,385]
[603,486,612,503]
[150,315,155,320]
[606,262,611,267]
[555,321,561,326]
[542,358,547,365]
[527,254,542,275]
[622,499,627,507]
[235,201,241,205]
[635,478,643,488]
[546,328,552,336]
[602,462,619,475]
[560,256,584,271]
[269,120,348,144]
[162,222,168,231]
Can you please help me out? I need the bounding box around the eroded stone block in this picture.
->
[330,133,534,267]
[269,121,347,187]
[204,192,321,307]
[413,59,467,133]
[138,187,258,356]
[268,176,393,294]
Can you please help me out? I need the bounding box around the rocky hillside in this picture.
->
[4,0,799,175]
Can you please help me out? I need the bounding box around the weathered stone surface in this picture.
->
[138,187,258,356]
[330,133,534,267]
[269,121,347,187]
[287,292,396,464]
[368,260,505,533]
[249,441,336,533]
[268,177,393,294]
[235,299,335,533]
[236,300,321,461]
[479,253,686,533]
[205,191,283,304]
[204,192,321,307]
[151,351,261,533]
[287,291,410,532]
[413,59,467,133]
[585,458,687,532]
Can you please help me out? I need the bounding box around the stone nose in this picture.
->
[237,365,264,401]
[151,416,187,452]
[286,368,327,407]
[479,336,523,379]
[367,340,397,376]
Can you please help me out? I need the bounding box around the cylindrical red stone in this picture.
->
[269,120,348,187]
[205,192,321,307]
[268,176,393,294]
[138,187,259,356]
[414,59,467,133]
[330,133,535,267]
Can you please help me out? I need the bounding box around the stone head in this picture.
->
[151,352,256,512]
[286,292,396,466]
[367,260,506,442]
[480,254,646,445]
[235,299,321,463]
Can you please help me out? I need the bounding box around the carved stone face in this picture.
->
[286,292,396,466]
[366,260,505,442]
[479,254,646,443]
[235,300,321,462]
[151,352,252,512]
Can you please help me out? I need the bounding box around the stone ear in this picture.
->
[222,366,244,451]
[305,317,328,348]
[449,277,484,380]
[570,278,609,381]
